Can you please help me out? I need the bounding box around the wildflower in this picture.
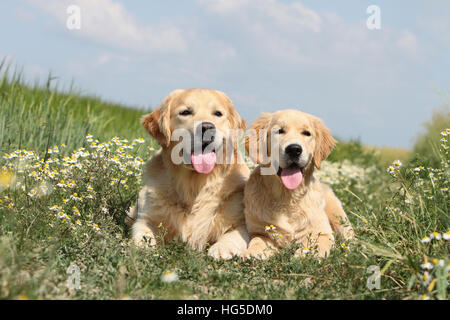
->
[264,225,270,231]
[422,271,433,287]
[443,231,450,241]
[392,160,402,168]
[161,270,179,283]
[432,258,444,267]
[413,166,424,172]
[387,166,395,174]
[57,211,67,219]
[273,233,283,240]
[72,206,81,216]
[143,231,153,239]
[302,248,310,254]
[49,205,62,212]
[92,224,101,232]
[430,232,441,240]
[27,188,37,198]
[421,294,430,300]
[421,236,431,243]
[56,180,66,188]
[420,262,433,270]
[70,193,81,201]
[75,220,82,226]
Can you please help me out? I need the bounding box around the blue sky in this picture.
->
[1,0,449,148]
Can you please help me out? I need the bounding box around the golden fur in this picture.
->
[126,89,250,259]
[242,109,354,259]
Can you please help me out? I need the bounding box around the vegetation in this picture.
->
[413,103,450,167]
[0,61,153,157]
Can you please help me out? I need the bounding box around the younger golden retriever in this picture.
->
[126,89,250,259]
[242,110,354,259]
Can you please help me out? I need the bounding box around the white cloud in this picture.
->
[198,0,322,32]
[28,0,187,53]
[198,0,420,68]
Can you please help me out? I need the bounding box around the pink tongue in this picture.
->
[191,151,217,174]
[280,166,303,190]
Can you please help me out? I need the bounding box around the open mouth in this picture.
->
[190,145,217,174]
[277,163,305,190]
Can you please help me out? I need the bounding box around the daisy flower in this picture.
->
[443,231,450,241]
[161,270,179,283]
[430,232,442,240]
[421,236,431,243]
[393,160,402,168]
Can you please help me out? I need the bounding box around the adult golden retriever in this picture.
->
[126,89,250,259]
[242,109,354,259]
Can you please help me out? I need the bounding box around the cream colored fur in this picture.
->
[242,110,354,259]
[126,89,250,259]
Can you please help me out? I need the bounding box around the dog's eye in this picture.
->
[179,109,192,116]
[302,130,311,136]
[277,128,286,134]
[214,111,223,117]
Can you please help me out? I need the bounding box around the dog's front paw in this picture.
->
[241,247,274,260]
[343,226,355,240]
[132,231,157,248]
[208,240,243,260]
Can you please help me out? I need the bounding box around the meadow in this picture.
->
[0,64,448,300]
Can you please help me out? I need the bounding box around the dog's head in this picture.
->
[142,89,245,174]
[245,109,335,189]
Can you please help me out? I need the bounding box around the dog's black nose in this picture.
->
[285,144,302,158]
[200,122,215,144]
[201,122,215,135]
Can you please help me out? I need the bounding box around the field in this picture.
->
[0,66,448,300]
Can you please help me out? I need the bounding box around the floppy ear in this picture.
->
[142,107,168,147]
[312,117,336,169]
[245,113,271,164]
[142,90,182,148]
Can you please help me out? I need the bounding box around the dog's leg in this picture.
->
[131,218,157,247]
[295,233,334,258]
[208,225,249,260]
[322,183,354,239]
[241,236,277,260]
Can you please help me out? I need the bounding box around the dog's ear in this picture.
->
[245,113,271,164]
[142,90,183,148]
[312,116,336,169]
[142,107,167,147]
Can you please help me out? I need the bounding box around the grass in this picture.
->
[0,66,448,300]
[0,61,154,156]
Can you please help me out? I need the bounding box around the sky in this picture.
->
[1,0,449,148]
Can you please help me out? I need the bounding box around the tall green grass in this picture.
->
[413,102,450,167]
[0,61,151,156]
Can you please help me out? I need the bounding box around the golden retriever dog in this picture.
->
[241,109,354,259]
[125,89,250,259]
